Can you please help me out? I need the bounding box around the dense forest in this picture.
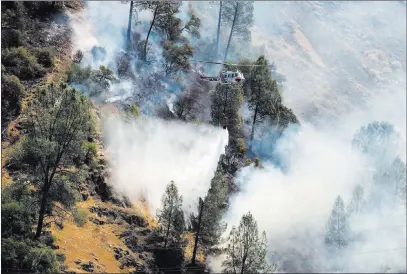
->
[1,1,406,273]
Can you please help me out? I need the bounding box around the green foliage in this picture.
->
[249,56,281,133]
[82,141,97,164]
[1,74,25,123]
[157,181,185,248]
[236,138,246,154]
[67,64,115,97]
[152,2,183,41]
[2,238,60,273]
[181,7,201,39]
[2,47,46,80]
[222,212,272,273]
[221,1,254,60]
[1,202,35,238]
[126,104,141,118]
[34,47,54,68]
[222,1,254,41]
[73,208,88,227]
[270,104,299,129]
[2,238,32,270]
[254,157,261,168]
[15,82,93,237]
[189,164,228,257]
[210,83,244,151]
[1,28,23,48]
[173,88,203,122]
[163,41,194,77]
[67,63,92,84]
[24,246,60,273]
[1,2,26,29]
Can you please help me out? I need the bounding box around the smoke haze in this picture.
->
[67,1,406,272]
[104,117,229,214]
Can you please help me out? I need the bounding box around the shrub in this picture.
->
[1,238,32,269]
[34,48,54,68]
[254,157,261,167]
[73,50,83,63]
[73,208,88,227]
[1,202,35,238]
[82,141,97,164]
[2,47,46,79]
[1,74,25,119]
[236,138,247,154]
[127,104,141,118]
[67,63,92,84]
[23,246,60,273]
[1,29,23,48]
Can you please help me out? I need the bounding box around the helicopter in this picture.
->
[190,59,273,85]
[199,70,245,84]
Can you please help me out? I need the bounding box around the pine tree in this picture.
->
[370,156,407,209]
[156,181,185,248]
[126,1,134,50]
[162,41,194,77]
[352,121,401,165]
[215,1,223,59]
[189,165,229,264]
[136,1,181,60]
[347,185,365,216]
[222,212,272,274]
[325,195,350,249]
[15,83,93,238]
[248,56,281,149]
[210,83,244,142]
[222,1,254,62]
[180,4,201,39]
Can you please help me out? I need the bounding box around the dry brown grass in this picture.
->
[49,197,141,273]
[1,143,13,188]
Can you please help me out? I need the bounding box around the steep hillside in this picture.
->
[2,1,405,273]
[251,1,406,124]
[1,2,158,273]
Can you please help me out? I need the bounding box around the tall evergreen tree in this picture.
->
[210,83,244,141]
[352,121,401,165]
[248,56,281,149]
[325,195,350,249]
[215,1,223,59]
[180,5,201,39]
[189,165,229,264]
[222,1,254,62]
[162,41,194,78]
[370,156,407,209]
[157,181,185,248]
[222,212,272,274]
[126,1,134,50]
[136,1,181,60]
[347,184,365,216]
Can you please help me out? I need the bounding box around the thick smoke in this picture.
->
[67,1,405,272]
[208,1,406,272]
[104,117,229,214]
[67,2,229,216]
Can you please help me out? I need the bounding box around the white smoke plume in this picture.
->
[66,2,406,272]
[104,117,229,215]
